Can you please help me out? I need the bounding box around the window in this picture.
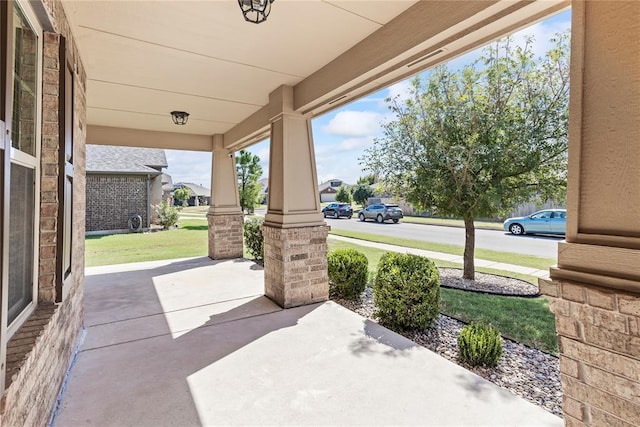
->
[3,0,42,335]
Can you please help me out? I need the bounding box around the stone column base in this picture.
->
[262,224,329,308]
[207,213,243,259]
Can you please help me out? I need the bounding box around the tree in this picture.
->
[335,186,351,203]
[352,184,375,207]
[357,174,377,186]
[173,187,191,207]
[362,33,570,280]
[236,150,263,214]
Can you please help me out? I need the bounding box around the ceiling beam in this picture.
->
[87,125,213,152]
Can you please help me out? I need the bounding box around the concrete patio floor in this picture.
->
[53,257,562,426]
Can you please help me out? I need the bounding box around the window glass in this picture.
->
[10,2,37,156]
[8,163,34,323]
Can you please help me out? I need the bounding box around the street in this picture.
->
[325,217,561,259]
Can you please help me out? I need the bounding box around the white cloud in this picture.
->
[386,80,413,103]
[164,149,211,188]
[323,110,384,137]
[338,136,374,151]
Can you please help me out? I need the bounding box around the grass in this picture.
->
[329,229,555,271]
[401,216,504,230]
[327,238,557,354]
[85,219,208,266]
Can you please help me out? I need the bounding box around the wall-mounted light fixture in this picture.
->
[170,111,190,125]
[238,0,274,24]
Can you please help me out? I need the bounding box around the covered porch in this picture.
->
[54,257,560,426]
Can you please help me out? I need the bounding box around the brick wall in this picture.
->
[207,213,244,259]
[0,0,87,424]
[262,225,329,308]
[540,278,640,426]
[85,174,149,232]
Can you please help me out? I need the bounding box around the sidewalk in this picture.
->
[329,234,551,279]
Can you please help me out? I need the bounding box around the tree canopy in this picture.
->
[361,33,570,279]
[236,150,263,214]
[335,186,352,203]
[352,184,375,206]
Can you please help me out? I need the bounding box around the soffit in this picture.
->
[63,0,418,136]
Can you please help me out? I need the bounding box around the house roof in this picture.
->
[318,178,350,193]
[86,145,167,175]
[175,182,210,197]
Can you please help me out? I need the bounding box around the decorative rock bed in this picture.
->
[333,269,562,417]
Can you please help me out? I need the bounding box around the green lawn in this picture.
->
[401,216,504,230]
[327,238,557,354]
[329,229,555,271]
[85,219,208,266]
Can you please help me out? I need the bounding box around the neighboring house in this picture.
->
[318,178,348,202]
[161,173,173,201]
[173,182,211,206]
[85,145,168,233]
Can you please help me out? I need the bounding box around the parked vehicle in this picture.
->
[358,204,403,223]
[503,209,567,235]
[322,203,353,219]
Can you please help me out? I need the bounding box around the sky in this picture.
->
[164,9,571,188]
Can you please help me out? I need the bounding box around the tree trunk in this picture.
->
[463,217,475,281]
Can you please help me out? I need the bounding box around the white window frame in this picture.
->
[5,0,42,338]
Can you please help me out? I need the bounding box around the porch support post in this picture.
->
[540,2,640,426]
[263,85,329,308]
[207,134,243,259]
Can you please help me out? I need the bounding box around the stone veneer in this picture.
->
[262,225,329,308]
[0,1,87,424]
[540,278,640,427]
[207,213,244,259]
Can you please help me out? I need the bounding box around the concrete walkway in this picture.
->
[53,257,560,426]
[329,234,551,279]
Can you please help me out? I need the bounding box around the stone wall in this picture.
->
[540,278,640,426]
[262,225,329,308]
[85,174,149,232]
[0,0,87,424]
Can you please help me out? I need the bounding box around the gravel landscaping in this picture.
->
[333,270,562,417]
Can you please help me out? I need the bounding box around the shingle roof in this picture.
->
[174,182,210,197]
[86,145,167,174]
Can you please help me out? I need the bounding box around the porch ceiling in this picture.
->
[65,0,568,151]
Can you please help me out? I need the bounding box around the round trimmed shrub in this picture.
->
[457,323,503,367]
[328,249,368,299]
[243,218,264,261]
[373,252,440,331]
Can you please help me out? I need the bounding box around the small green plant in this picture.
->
[373,252,440,331]
[328,249,368,299]
[153,200,179,229]
[244,217,264,261]
[457,323,504,367]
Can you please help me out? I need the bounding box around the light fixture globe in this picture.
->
[170,111,189,125]
[238,0,274,24]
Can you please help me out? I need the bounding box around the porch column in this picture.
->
[207,134,243,259]
[540,2,640,426]
[263,85,329,308]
